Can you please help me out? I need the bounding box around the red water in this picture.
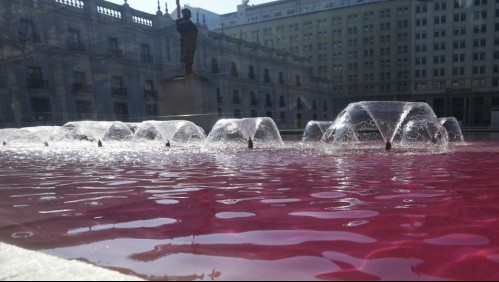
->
[1,141,499,280]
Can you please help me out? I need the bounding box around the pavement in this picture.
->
[0,242,144,281]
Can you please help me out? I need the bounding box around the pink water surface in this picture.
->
[0,141,499,280]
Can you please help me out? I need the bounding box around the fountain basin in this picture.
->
[0,139,498,280]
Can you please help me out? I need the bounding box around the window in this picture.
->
[397,7,408,16]
[231,62,239,77]
[279,111,285,121]
[265,93,272,107]
[472,66,486,74]
[144,80,156,97]
[416,4,427,13]
[233,109,242,118]
[415,18,427,26]
[453,27,466,36]
[474,10,487,20]
[297,97,303,109]
[108,37,122,57]
[474,24,487,33]
[264,69,271,82]
[114,102,129,121]
[296,113,303,128]
[249,65,255,79]
[75,71,86,84]
[67,28,84,51]
[73,71,89,92]
[18,19,40,43]
[76,100,93,120]
[27,66,46,89]
[30,97,52,121]
[211,58,220,73]
[473,38,486,47]
[278,72,284,84]
[364,12,374,21]
[473,52,486,60]
[146,103,158,117]
[112,76,126,95]
[216,88,223,103]
[279,96,286,107]
[232,90,241,104]
[250,92,258,105]
[109,37,118,50]
[454,13,466,22]
[140,44,152,62]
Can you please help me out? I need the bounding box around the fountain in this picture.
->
[102,122,135,141]
[0,120,206,148]
[49,121,117,142]
[439,117,465,143]
[132,120,206,145]
[0,117,282,151]
[0,126,58,145]
[321,101,452,151]
[301,120,334,142]
[2,103,461,153]
[205,117,283,149]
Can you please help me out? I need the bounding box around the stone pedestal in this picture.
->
[158,75,218,133]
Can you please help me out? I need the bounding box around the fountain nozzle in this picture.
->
[385,141,392,151]
[248,137,254,149]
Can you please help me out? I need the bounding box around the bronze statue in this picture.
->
[176,1,198,75]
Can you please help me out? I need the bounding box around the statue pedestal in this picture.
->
[158,75,217,133]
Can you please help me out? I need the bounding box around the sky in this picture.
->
[106,0,276,15]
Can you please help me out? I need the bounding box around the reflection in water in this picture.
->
[44,237,342,280]
[290,210,379,219]
[0,141,499,280]
[67,218,178,235]
[321,250,431,280]
[423,233,489,246]
[215,212,255,219]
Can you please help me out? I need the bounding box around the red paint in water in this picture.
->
[0,141,499,280]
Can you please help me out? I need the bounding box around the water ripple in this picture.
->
[376,193,446,200]
[67,218,178,235]
[311,191,347,198]
[423,233,490,246]
[170,230,377,245]
[290,210,379,219]
[215,212,255,219]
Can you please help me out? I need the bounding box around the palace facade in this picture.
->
[0,0,331,130]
